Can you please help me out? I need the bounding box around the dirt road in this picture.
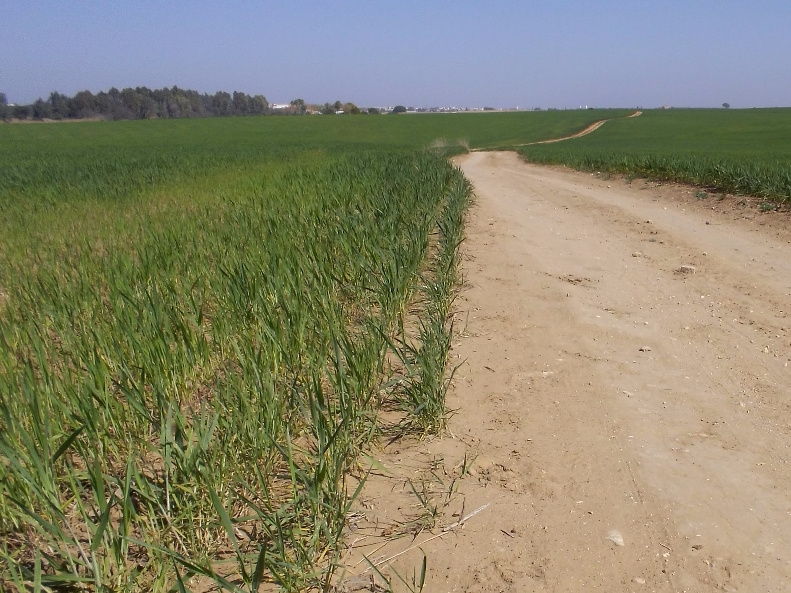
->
[505,110,641,147]
[341,151,791,593]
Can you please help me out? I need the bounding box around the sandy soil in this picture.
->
[338,151,791,593]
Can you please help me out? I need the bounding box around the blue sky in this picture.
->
[2,0,789,108]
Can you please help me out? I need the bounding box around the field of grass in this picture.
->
[518,108,791,202]
[0,110,631,239]
[0,111,621,591]
[6,104,791,591]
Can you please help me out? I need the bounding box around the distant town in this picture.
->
[270,104,585,115]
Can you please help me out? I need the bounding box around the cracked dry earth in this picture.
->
[338,151,791,593]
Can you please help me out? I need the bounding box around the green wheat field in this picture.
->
[519,108,791,201]
[1,107,789,592]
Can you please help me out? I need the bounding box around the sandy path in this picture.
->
[340,151,791,593]
[500,110,642,148]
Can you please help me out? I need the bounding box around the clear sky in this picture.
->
[2,0,789,109]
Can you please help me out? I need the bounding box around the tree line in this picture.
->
[0,88,367,121]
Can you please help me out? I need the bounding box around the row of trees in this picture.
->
[1,87,270,121]
[0,87,368,121]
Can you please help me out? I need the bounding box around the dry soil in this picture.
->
[338,151,791,593]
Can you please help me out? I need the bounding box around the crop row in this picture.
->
[518,109,791,203]
[0,149,470,591]
[519,148,791,202]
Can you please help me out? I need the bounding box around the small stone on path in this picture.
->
[606,529,624,546]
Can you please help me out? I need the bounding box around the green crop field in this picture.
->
[0,111,619,592]
[4,105,789,591]
[518,108,791,202]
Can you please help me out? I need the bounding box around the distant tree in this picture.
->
[71,90,97,118]
[120,88,142,118]
[150,87,170,117]
[101,87,128,119]
[250,95,269,115]
[185,90,207,117]
[139,96,157,119]
[93,91,112,116]
[167,94,192,118]
[232,91,249,115]
[212,91,232,116]
[0,92,7,120]
[200,93,213,113]
[290,98,306,115]
[32,98,53,120]
[13,104,32,120]
[342,102,360,114]
[367,107,380,115]
[722,102,730,109]
[108,98,136,120]
[333,100,342,112]
[320,103,336,115]
[46,92,70,119]
[391,105,407,114]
